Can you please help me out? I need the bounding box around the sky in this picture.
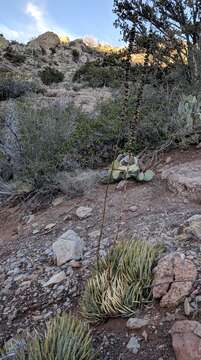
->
[0,0,123,46]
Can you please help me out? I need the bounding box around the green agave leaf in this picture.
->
[128,164,139,173]
[112,170,122,181]
[144,170,155,182]
[111,159,120,170]
[136,171,144,181]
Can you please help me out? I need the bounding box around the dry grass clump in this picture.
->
[81,240,160,323]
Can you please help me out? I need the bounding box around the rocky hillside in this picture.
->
[0,31,115,113]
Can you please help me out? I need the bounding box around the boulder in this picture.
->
[53,230,84,266]
[178,214,201,241]
[153,253,197,307]
[171,320,201,360]
[28,31,60,49]
[76,206,92,219]
[161,160,201,199]
[0,35,9,49]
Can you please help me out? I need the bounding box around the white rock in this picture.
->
[127,317,149,329]
[45,223,56,231]
[76,206,92,219]
[129,206,138,212]
[53,230,84,266]
[52,197,64,207]
[89,230,100,238]
[43,271,66,287]
[127,336,141,354]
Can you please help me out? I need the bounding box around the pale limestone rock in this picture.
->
[76,206,92,219]
[28,31,60,49]
[44,271,66,287]
[53,230,84,266]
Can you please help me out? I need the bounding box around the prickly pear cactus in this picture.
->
[178,95,201,131]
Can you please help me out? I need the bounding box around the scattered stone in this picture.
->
[178,214,201,241]
[184,297,192,316]
[52,197,64,207]
[69,260,82,269]
[153,252,197,307]
[171,320,201,360]
[76,206,93,219]
[166,156,172,164]
[128,206,138,212]
[89,230,101,238]
[127,317,149,330]
[126,336,141,354]
[32,229,40,235]
[116,180,126,191]
[44,223,56,231]
[142,330,148,342]
[43,271,66,287]
[53,230,84,266]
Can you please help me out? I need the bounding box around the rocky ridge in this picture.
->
[0,32,114,113]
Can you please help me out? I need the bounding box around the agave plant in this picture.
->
[104,154,155,183]
[4,314,94,360]
[81,240,161,323]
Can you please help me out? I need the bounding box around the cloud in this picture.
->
[0,24,22,40]
[24,2,77,41]
[25,2,48,34]
[0,1,82,44]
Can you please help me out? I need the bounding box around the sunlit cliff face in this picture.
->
[59,35,70,44]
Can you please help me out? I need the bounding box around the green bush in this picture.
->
[65,99,124,167]
[39,66,64,85]
[6,100,84,187]
[73,60,124,88]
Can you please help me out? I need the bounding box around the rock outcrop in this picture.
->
[28,31,60,49]
[161,160,201,199]
[153,252,197,307]
[0,35,9,49]
[171,320,201,360]
[178,214,201,241]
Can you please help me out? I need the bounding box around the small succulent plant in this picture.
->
[81,239,161,323]
[105,154,155,183]
[2,314,94,360]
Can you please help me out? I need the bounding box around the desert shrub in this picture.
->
[2,314,93,360]
[39,66,64,85]
[65,99,124,167]
[4,48,26,65]
[81,240,161,323]
[0,76,42,101]
[12,101,84,187]
[54,170,99,199]
[73,60,124,88]
[72,48,80,62]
